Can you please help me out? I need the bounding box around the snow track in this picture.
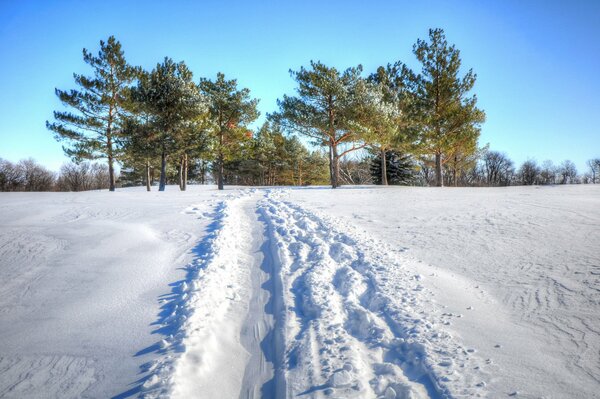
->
[140,188,487,398]
[141,190,262,398]
[258,190,487,398]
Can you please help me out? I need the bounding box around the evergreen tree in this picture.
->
[412,28,485,187]
[370,150,416,185]
[131,58,206,191]
[366,62,418,185]
[46,36,137,191]
[120,115,159,191]
[199,73,259,190]
[174,115,213,191]
[270,61,374,188]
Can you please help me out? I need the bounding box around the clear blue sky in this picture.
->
[1,0,598,173]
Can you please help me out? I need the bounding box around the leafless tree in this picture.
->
[558,160,578,184]
[483,151,514,186]
[587,158,600,183]
[56,162,111,191]
[0,158,55,191]
[539,160,557,185]
[518,159,540,185]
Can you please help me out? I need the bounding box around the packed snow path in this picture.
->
[141,189,487,398]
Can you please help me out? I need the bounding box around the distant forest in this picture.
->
[1,29,599,192]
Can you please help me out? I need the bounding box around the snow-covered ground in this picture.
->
[0,185,598,398]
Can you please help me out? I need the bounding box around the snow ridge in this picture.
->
[140,191,252,398]
[259,189,488,398]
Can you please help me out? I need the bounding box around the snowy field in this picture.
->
[0,185,598,398]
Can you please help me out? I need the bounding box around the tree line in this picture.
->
[0,158,110,192]
[41,29,483,190]
[1,29,591,192]
[2,153,597,192]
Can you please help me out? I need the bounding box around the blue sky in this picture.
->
[0,0,598,173]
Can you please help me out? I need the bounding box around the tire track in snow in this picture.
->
[259,189,488,398]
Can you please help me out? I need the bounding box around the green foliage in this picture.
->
[45,30,493,191]
[132,58,206,152]
[222,122,329,186]
[370,151,416,185]
[271,61,376,188]
[46,36,137,190]
[366,62,419,152]
[412,28,485,186]
[199,72,259,189]
[131,57,208,190]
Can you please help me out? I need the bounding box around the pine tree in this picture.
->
[370,150,416,185]
[366,62,418,185]
[270,61,374,188]
[412,28,485,187]
[199,73,259,190]
[46,36,137,191]
[121,115,159,191]
[131,58,206,191]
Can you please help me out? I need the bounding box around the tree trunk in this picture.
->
[217,128,224,190]
[435,152,443,187]
[217,153,224,190]
[328,143,334,187]
[178,155,184,191]
[200,161,205,185]
[145,160,151,191]
[159,149,167,191]
[453,155,458,187]
[107,154,116,191]
[106,111,116,192]
[381,149,388,186]
[331,143,340,188]
[183,153,188,191]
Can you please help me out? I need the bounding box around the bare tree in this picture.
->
[558,160,578,184]
[483,151,514,186]
[518,159,540,185]
[587,158,600,183]
[18,159,56,191]
[0,159,24,191]
[0,158,55,191]
[56,162,111,191]
[539,160,557,185]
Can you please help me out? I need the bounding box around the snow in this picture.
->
[0,184,598,398]
[288,184,600,398]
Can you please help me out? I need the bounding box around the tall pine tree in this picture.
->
[199,73,259,190]
[131,58,206,191]
[412,29,485,187]
[366,62,418,185]
[271,61,374,188]
[47,36,136,191]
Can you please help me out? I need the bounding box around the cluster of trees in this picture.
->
[436,152,599,186]
[45,29,486,191]
[37,30,600,191]
[46,37,327,192]
[0,158,110,192]
[333,149,598,187]
[271,28,484,188]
